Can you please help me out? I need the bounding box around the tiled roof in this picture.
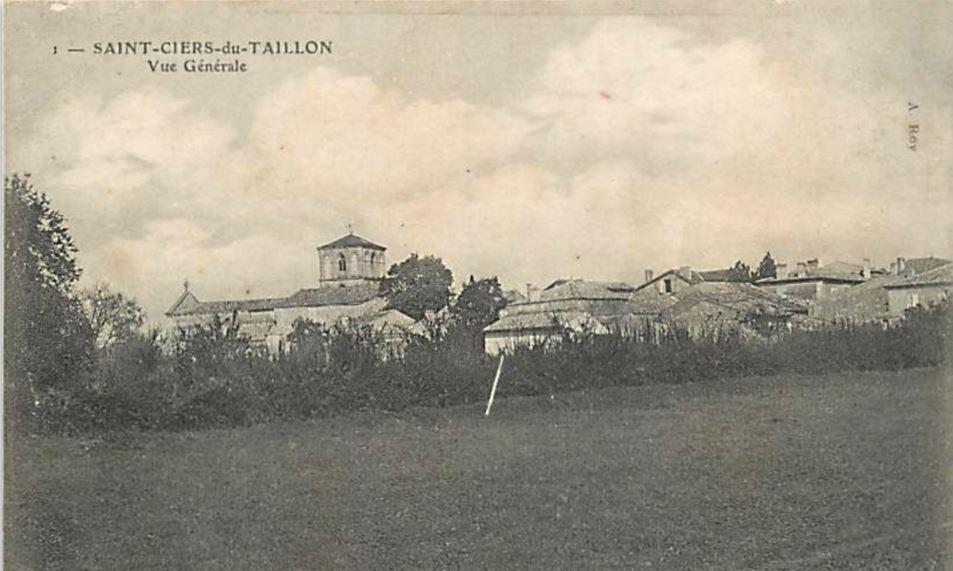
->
[818,261,864,276]
[483,311,560,333]
[540,279,638,301]
[904,257,951,276]
[165,290,200,316]
[755,262,866,285]
[168,281,384,316]
[695,268,737,282]
[352,309,418,330]
[885,263,953,288]
[484,279,675,334]
[661,283,807,319]
[169,296,286,316]
[508,278,672,315]
[483,282,806,335]
[279,281,383,307]
[635,268,705,292]
[317,233,386,251]
[628,287,682,313]
[483,310,605,334]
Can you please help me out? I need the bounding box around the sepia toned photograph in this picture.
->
[3,1,952,568]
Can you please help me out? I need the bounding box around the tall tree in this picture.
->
[380,254,453,320]
[82,282,145,350]
[727,260,753,283]
[756,252,777,280]
[5,174,94,425]
[451,275,507,330]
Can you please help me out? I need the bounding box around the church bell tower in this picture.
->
[316,232,387,284]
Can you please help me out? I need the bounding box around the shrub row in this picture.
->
[16,300,952,435]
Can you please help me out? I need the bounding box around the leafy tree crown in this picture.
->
[380,254,453,320]
[451,275,507,329]
[756,252,778,280]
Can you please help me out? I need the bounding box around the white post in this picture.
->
[484,354,505,417]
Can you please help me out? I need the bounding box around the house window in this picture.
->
[908,292,919,308]
[338,254,347,272]
[664,278,674,294]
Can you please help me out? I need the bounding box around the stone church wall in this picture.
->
[318,247,386,281]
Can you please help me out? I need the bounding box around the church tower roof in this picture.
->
[317,233,386,251]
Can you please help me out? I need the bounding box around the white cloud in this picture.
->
[523,18,788,171]
[245,67,532,215]
[13,17,951,321]
[16,67,534,318]
[82,218,314,317]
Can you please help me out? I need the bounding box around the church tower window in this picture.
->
[316,232,387,283]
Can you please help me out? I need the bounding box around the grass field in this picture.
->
[6,368,953,569]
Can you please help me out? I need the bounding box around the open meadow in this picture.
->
[6,368,953,569]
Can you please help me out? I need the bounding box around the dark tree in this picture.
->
[380,254,454,320]
[451,275,507,330]
[82,282,145,350]
[5,174,94,427]
[5,174,81,296]
[755,252,778,280]
[727,260,753,283]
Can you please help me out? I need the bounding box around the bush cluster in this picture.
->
[21,299,952,436]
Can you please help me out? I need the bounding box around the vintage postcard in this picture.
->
[4,1,952,568]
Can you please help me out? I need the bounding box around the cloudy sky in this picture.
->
[5,1,952,321]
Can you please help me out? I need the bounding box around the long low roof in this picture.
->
[660,282,807,318]
[279,281,382,307]
[165,291,286,316]
[884,263,953,289]
[541,279,638,300]
[166,280,383,316]
[483,310,602,334]
[755,272,865,285]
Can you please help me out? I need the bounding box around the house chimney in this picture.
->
[526,283,540,302]
[775,262,788,278]
[807,258,820,271]
[677,266,692,280]
[796,261,807,276]
[862,258,871,280]
[897,257,906,275]
[644,268,654,284]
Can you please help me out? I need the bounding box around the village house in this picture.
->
[165,232,417,354]
[810,257,951,324]
[482,266,804,354]
[657,282,808,340]
[637,265,743,296]
[632,266,810,338]
[883,262,953,318]
[482,279,671,354]
[808,275,904,325]
[754,258,873,301]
